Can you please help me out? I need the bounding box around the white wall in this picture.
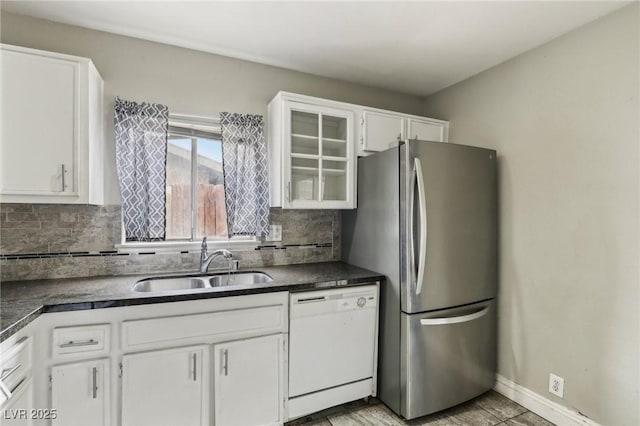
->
[423,5,639,425]
[0,11,424,204]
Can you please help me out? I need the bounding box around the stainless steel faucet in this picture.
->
[199,237,233,273]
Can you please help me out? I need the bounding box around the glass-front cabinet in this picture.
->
[268,94,355,209]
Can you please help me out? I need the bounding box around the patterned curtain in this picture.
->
[220,113,270,238]
[114,97,169,241]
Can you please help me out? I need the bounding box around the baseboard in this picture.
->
[494,374,601,426]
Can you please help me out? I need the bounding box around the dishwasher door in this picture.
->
[289,285,378,398]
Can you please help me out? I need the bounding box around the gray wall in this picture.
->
[0,11,424,204]
[422,5,639,425]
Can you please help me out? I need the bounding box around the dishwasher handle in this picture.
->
[294,296,327,304]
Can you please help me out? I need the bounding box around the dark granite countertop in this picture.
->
[0,261,384,343]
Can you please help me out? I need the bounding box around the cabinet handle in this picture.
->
[0,381,12,400]
[192,353,197,381]
[61,164,68,192]
[92,367,98,399]
[0,364,21,381]
[287,182,292,202]
[222,349,229,376]
[60,339,98,348]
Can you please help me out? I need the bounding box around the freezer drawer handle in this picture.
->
[419,306,489,326]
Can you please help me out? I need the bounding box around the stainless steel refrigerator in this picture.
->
[342,139,497,419]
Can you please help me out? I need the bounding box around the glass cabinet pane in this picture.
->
[321,160,347,201]
[322,115,347,140]
[284,100,353,207]
[291,157,319,201]
[291,110,319,155]
[321,115,347,157]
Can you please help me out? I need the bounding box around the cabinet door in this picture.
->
[0,48,78,196]
[283,101,355,209]
[121,345,208,426]
[214,334,285,426]
[51,359,110,426]
[406,118,447,142]
[1,378,33,426]
[361,110,404,152]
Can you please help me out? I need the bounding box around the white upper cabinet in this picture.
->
[268,93,356,209]
[406,117,449,142]
[0,44,104,205]
[268,93,449,208]
[359,109,449,155]
[360,110,405,152]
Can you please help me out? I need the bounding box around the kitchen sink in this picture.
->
[209,272,273,287]
[132,277,209,292]
[132,272,273,292]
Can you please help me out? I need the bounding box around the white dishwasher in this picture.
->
[288,284,378,419]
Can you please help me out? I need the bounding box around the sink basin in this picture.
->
[132,272,273,292]
[209,272,273,287]
[132,277,208,292]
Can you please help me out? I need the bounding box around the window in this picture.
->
[166,123,228,240]
[117,115,258,251]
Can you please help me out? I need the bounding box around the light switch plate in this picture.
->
[266,224,282,242]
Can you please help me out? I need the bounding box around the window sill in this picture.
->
[115,239,260,254]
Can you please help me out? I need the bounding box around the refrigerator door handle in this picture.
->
[414,158,428,294]
[419,306,490,326]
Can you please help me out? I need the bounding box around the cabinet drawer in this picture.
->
[52,324,110,358]
[0,337,32,394]
[122,305,286,350]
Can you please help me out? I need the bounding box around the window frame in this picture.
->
[116,113,259,253]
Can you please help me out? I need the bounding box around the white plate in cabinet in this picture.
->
[0,44,104,205]
[52,324,110,358]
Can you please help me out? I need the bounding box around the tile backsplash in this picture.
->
[0,204,340,281]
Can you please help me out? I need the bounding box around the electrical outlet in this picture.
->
[549,373,564,398]
[266,224,282,242]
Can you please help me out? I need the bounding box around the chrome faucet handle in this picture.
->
[201,237,208,252]
[230,260,240,271]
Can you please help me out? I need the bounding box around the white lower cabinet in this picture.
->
[51,358,110,426]
[1,379,34,426]
[213,334,286,426]
[121,345,208,426]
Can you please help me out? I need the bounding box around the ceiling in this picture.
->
[1,1,629,96]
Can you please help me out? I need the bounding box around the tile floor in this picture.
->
[285,391,555,426]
